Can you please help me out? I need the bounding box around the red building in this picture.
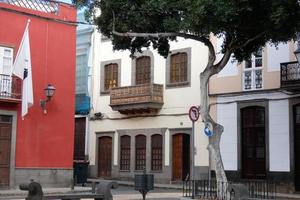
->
[0,0,76,188]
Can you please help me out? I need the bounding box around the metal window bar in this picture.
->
[0,0,59,14]
[0,74,22,99]
[281,61,300,83]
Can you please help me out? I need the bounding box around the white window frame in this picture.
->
[243,52,263,91]
[0,46,14,96]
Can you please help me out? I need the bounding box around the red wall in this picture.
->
[0,3,76,168]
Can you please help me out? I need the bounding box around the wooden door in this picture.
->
[241,106,266,179]
[74,118,86,160]
[0,115,12,187]
[172,134,183,181]
[294,105,300,191]
[98,136,112,177]
[172,133,190,181]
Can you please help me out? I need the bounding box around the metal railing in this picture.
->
[183,180,276,200]
[281,61,300,85]
[0,0,59,14]
[0,74,22,100]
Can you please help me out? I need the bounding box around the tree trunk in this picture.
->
[200,71,227,196]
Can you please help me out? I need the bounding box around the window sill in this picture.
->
[150,170,163,173]
[119,170,130,173]
[100,90,110,96]
[166,81,190,89]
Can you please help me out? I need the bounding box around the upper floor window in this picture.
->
[0,47,13,75]
[135,134,146,170]
[104,63,118,91]
[120,135,131,171]
[166,48,191,88]
[170,53,187,83]
[0,47,14,96]
[243,49,263,90]
[101,59,121,94]
[76,53,88,94]
[136,56,151,85]
[151,134,162,171]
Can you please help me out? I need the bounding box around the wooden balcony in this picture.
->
[110,83,164,114]
[0,74,22,103]
[280,61,300,93]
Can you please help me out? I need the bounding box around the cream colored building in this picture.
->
[87,33,210,183]
[210,39,300,192]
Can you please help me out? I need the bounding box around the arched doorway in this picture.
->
[294,104,300,191]
[172,133,190,181]
[97,136,112,177]
[241,106,266,179]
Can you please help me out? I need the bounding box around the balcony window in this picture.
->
[0,46,21,100]
[136,56,151,85]
[243,49,263,90]
[104,63,118,91]
[131,51,154,85]
[101,59,121,95]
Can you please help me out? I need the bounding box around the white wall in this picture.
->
[217,102,238,170]
[269,100,290,171]
[217,92,291,172]
[216,37,238,77]
[267,43,289,72]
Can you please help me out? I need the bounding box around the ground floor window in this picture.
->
[151,134,162,171]
[135,135,146,170]
[120,135,130,171]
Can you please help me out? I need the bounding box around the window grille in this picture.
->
[243,49,263,90]
[135,135,146,170]
[151,134,162,171]
[120,135,131,171]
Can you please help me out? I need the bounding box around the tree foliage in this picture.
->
[79,0,300,61]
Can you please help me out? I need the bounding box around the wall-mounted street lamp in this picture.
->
[294,34,300,64]
[40,84,55,114]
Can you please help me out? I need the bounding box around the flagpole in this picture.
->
[12,19,34,119]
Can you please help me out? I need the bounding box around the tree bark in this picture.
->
[200,70,227,182]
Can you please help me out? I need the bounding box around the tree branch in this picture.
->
[212,48,233,75]
[233,31,266,49]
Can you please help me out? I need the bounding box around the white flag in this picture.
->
[12,20,33,118]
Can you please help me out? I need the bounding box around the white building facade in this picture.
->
[210,41,299,192]
[88,34,210,183]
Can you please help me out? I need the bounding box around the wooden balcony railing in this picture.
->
[280,61,300,93]
[110,83,164,114]
[0,74,22,102]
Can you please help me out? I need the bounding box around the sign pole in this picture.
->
[191,120,195,199]
[188,106,199,199]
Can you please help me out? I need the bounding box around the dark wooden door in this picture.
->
[241,106,266,179]
[294,105,300,191]
[74,118,86,160]
[172,133,190,181]
[0,115,12,187]
[98,136,112,177]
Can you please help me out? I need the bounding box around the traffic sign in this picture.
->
[189,106,200,122]
[204,126,213,137]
